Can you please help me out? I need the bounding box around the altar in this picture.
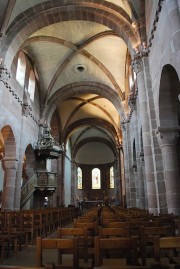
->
[84,200,103,208]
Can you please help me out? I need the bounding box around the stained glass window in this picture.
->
[77,167,82,189]
[92,168,101,189]
[110,166,114,188]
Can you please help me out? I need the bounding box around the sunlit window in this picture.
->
[92,168,101,189]
[28,70,35,101]
[77,167,82,189]
[110,166,114,188]
[16,51,26,87]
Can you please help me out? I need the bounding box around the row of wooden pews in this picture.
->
[0,206,79,261]
[36,206,180,269]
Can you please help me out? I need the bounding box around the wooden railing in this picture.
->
[21,171,57,208]
[21,173,38,208]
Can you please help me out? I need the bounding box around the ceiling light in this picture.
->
[74,64,87,74]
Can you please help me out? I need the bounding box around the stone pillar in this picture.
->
[120,148,126,207]
[51,159,58,207]
[122,123,137,207]
[133,109,146,209]
[2,158,18,210]
[116,146,122,205]
[71,161,76,205]
[121,124,130,207]
[132,53,158,214]
[60,153,65,206]
[56,154,64,207]
[138,150,148,209]
[14,157,23,210]
[156,127,180,214]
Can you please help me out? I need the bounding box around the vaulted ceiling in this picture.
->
[0,0,143,165]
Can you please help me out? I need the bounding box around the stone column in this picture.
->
[120,148,126,207]
[71,160,76,205]
[156,127,180,214]
[133,109,146,209]
[14,156,23,210]
[56,154,64,207]
[2,158,18,210]
[132,53,158,214]
[116,146,122,205]
[138,150,148,209]
[51,159,58,207]
[122,123,137,207]
[61,153,65,206]
[121,124,130,207]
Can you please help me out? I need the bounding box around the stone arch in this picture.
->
[157,64,180,214]
[63,118,118,145]
[2,0,140,69]
[1,125,16,158]
[159,64,180,128]
[22,144,36,186]
[44,82,125,123]
[72,137,117,160]
[0,125,17,210]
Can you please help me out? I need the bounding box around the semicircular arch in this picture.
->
[73,137,117,160]
[3,0,140,68]
[63,117,119,144]
[44,82,125,122]
[1,125,16,158]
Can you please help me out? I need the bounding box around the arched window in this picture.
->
[16,51,26,87]
[92,168,101,189]
[77,167,82,189]
[110,166,114,188]
[28,70,35,101]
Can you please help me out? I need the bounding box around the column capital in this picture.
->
[2,158,18,169]
[131,43,149,74]
[156,126,180,147]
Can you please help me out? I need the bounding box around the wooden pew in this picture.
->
[154,236,180,266]
[73,221,98,260]
[107,222,128,228]
[140,226,172,265]
[36,236,79,269]
[57,227,89,262]
[94,236,138,267]
[99,227,130,238]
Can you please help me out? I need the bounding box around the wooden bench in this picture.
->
[99,227,130,238]
[107,222,128,228]
[36,236,79,269]
[94,236,138,266]
[57,227,89,262]
[140,226,172,265]
[154,236,180,266]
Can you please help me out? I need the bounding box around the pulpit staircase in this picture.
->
[20,171,57,209]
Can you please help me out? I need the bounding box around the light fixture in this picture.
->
[74,64,87,74]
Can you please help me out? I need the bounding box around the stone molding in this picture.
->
[0,65,11,83]
[156,126,180,147]
[0,63,39,125]
[22,102,32,117]
[131,44,149,74]
[148,0,165,49]
[2,158,18,169]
